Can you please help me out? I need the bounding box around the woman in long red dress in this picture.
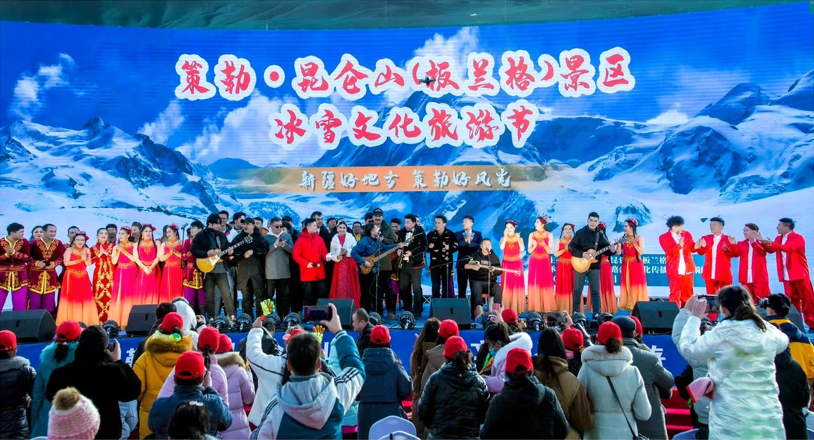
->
[91,228,114,322]
[500,220,526,313]
[108,227,138,327]
[554,223,575,313]
[56,232,99,326]
[527,216,555,312]
[158,224,184,303]
[327,222,361,308]
[588,222,618,314]
[183,222,205,314]
[618,218,648,310]
[133,224,161,305]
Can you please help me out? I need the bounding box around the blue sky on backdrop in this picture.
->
[1,1,811,165]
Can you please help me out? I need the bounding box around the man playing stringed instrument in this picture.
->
[465,238,505,320]
[191,213,236,322]
[351,223,406,316]
[568,212,617,315]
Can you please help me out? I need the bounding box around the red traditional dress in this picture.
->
[56,248,99,326]
[554,239,574,313]
[588,259,618,314]
[134,241,161,305]
[107,241,138,327]
[182,238,204,311]
[527,231,555,312]
[29,238,64,313]
[501,234,526,313]
[328,234,362,308]
[91,242,114,322]
[159,239,184,303]
[0,237,30,311]
[619,238,648,310]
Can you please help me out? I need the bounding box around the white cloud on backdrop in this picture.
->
[138,100,185,145]
[646,109,690,126]
[9,54,76,121]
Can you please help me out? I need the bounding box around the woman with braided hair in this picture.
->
[618,218,648,311]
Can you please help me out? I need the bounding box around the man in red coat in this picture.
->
[760,217,814,328]
[658,216,697,306]
[695,216,735,294]
[293,218,328,306]
[722,223,770,302]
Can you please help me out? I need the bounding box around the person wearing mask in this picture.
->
[420,320,460,396]
[47,387,101,440]
[264,217,294,318]
[764,293,814,383]
[132,302,177,365]
[671,305,712,439]
[358,325,412,440]
[613,316,673,440]
[775,346,810,440]
[293,218,329,306]
[215,334,255,439]
[678,286,788,439]
[0,330,36,440]
[501,307,523,334]
[482,318,533,394]
[157,327,229,405]
[409,318,440,438]
[533,328,593,439]
[231,220,270,318]
[578,322,651,440]
[191,214,237,322]
[30,320,81,438]
[46,325,141,440]
[482,348,569,439]
[352,308,374,357]
[561,326,586,376]
[148,351,232,439]
[418,336,489,439]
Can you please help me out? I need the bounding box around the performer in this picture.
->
[760,218,814,328]
[130,222,142,242]
[191,214,236,322]
[527,216,555,313]
[465,238,502,319]
[658,215,697,306]
[66,226,79,244]
[90,228,114,322]
[28,224,64,314]
[231,220,269,317]
[352,223,404,314]
[500,220,526,313]
[0,223,30,311]
[427,215,458,299]
[372,208,398,319]
[105,224,118,244]
[157,225,184,303]
[588,222,618,314]
[293,218,329,307]
[455,215,483,301]
[264,218,293,318]
[108,227,138,327]
[183,221,205,314]
[396,214,428,316]
[390,218,402,310]
[327,221,361,308]
[723,223,770,302]
[133,224,161,305]
[695,216,735,294]
[30,226,44,242]
[352,222,364,242]
[569,212,615,315]
[312,211,335,298]
[554,224,575,313]
[618,218,648,310]
[55,231,98,326]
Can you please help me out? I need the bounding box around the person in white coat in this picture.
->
[678,286,788,439]
[481,321,533,394]
[578,322,651,440]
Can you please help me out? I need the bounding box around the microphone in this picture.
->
[180,222,189,230]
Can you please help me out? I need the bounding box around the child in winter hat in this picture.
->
[47,387,100,440]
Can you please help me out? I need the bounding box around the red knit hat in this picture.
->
[630,316,643,336]
[56,321,82,342]
[439,320,459,339]
[159,312,184,334]
[443,336,467,358]
[216,334,232,354]
[0,330,17,351]
[198,327,220,352]
[175,351,205,380]
[371,325,391,345]
[597,322,623,344]
[283,328,306,343]
[501,308,518,324]
[505,348,533,374]
[561,327,584,351]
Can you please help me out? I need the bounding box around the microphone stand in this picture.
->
[375,234,380,314]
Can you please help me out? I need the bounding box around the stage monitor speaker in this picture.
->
[632,301,679,333]
[431,298,470,328]
[545,312,567,327]
[757,305,804,334]
[317,298,355,328]
[0,310,56,343]
[126,305,158,337]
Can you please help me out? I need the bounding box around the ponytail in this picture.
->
[604,337,622,354]
[734,302,767,332]
[718,285,766,331]
[449,350,473,372]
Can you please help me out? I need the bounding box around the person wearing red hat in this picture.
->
[418,319,460,400]
[419,335,489,439]
[0,330,37,439]
[578,322,651,440]
[148,351,232,439]
[358,325,411,439]
[629,316,647,347]
[216,333,256,439]
[561,327,585,376]
[157,327,229,405]
[482,348,569,439]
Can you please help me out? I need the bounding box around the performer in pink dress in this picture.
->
[588,222,618,314]
[56,232,99,326]
[183,221,205,314]
[527,216,555,313]
[618,219,649,310]
[133,224,161,305]
[108,227,138,327]
[500,220,526,313]
[90,228,115,322]
[158,224,184,303]
[554,224,575,313]
[327,222,361,308]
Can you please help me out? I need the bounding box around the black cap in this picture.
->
[372,208,384,215]
[767,293,791,316]
[611,316,637,335]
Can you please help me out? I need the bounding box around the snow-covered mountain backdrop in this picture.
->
[1,2,812,299]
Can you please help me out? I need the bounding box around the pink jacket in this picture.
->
[158,354,229,406]
[216,352,256,439]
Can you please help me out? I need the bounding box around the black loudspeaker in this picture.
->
[431,298,470,328]
[317,298,355,328]
[0,310,56,343]
[757,305,805,334]
[546,312,567,327]
[126,305,158,337]
[632,301,679,333]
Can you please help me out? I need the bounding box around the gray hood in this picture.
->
[277,373,337,430]
[582,344,633,378]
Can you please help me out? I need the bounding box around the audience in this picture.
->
[672,300,712,438]
[764,293,814,381]
[30,320,81,438]
[481,319,533,394]
[774,346,809,440]
[328,332,359,433]
[0,330,36,440]
[166,401,211,440]
[245,316,288,428]
[409,318,440,438]
[216,334,256,439]
[47,387,100,440]
[133,302,177,365]
[158,326,229,405]
[353,308,373,357]
[560,327,585,376]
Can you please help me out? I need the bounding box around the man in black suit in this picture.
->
[396,214,428,315]
[568,212,617,315]
[427,215,459,299]
[455,215,483,301]
[312,211,334,296]
[191,213,237,322]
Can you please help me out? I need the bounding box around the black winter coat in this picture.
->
[356,323,373,358]
[568,225,612,270]
[481,375,569,439]
[775,347,810,440]
[418,362,489,439]
[358,348,412,439]
[0,356,36,439]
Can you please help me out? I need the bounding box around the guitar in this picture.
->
[570,235,628,274]
[362,232,423,274]
[464,259,521,276]
[196,236,253,273]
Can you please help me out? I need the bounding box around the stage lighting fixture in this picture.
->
[211,316,230,333]
[369,312,382,326]
[235,313,253,333]
[283,312,302,330]
[595,313,614,325]
[398,311,416,330]
[571,312,589,330]
[102,320,120,339]
[525,312,542,332]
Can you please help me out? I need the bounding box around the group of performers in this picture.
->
[1,210,812,328]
